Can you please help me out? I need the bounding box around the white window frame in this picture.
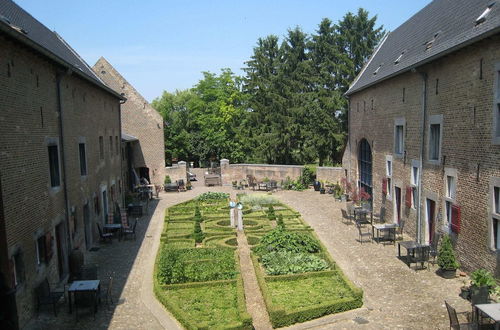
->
[385,155,393,201]
[410,160,421,209]
[493,63,500,144]
[427,114,443,164]
[443,168,457,233]
[491,177,500,251]
[394,118,405,157]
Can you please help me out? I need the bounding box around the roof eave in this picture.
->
[0,21,125,101]
[345,25,500,96]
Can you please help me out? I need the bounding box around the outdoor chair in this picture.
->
[177,179,186,192]
[122,219,137,240]
[410,245,430,270]
[396,218,406,240]
[79,264,98,280]
[268,180,278,191]
[98,277,114,310]
[35,278,64,316]
[341,209,352,224]
[356,221,372,244]
[96,223,113,243]
[445,301,476,330]
[373,207,386,223]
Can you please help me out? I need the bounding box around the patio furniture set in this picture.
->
[35,264,114,320]
[446,300,500,329]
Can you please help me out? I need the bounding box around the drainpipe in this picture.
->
[56,71,72,253]
[417,71,428,244]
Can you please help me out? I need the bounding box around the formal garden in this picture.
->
[154,192,363,329]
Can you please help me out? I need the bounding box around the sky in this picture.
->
[16,0,432,102]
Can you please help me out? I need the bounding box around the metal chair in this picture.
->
[122,220,137,240]
[396,218,406,240]
[429,232,442,265]
[98,277,114,310]
[96,223,113,243]
[356,221,372,244]
[35,279,64,316]
[445,301,476,330]
[373,207,386,223]
[410,245,430,270]
[341,209,352,224]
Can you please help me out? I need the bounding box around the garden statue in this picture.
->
[229,200,236,227]
[237,202,243,231]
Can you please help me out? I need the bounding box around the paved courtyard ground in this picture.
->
[28,177,471,329]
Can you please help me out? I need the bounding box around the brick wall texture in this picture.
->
[345,34,500,274]
[92,57,166,187]
[0,34,123,327]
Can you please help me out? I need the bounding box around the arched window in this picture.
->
[358,139,372,200]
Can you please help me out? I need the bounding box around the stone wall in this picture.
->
[165,161,188,184]
[316,167,344,184]
[346,35,500,274]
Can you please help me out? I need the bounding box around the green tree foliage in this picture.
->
[153,8,383,166]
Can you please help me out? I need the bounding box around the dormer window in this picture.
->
[373,64,382,75]
[425,32,440,50]
[394,51,405,65]
[476,2,495,25]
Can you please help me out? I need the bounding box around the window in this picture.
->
[11,250,24,287]
[99,136,104,160]
[446,200,453,228]
[410,160,420,209]
[385,155,393,199]
[48,145,60,187]
[429,124,441,160]
[428,115,443,163]
[412,187,418,209]
[476,3,495,25]
[115,136,119,155]
[495,186,499,214]
[79,143,87,176]
[109,136,113,155]
[36,236,46,265]
[394,118,405,156]
[411,165,419,186]
[446,176,456,199]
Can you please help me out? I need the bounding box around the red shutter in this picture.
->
[382,178,387,194]
[45,232,53,261]
[405,186,412,208]
[451,205,461,234]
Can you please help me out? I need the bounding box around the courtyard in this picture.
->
[27,173,470,330]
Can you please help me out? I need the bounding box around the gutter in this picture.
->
[0,21,125,102]
[56,72,72,254]
[416,71,428,244]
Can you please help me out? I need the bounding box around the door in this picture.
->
[395,186,402,224]
[83,203,92,250]
[102,190,108,223]
[426,199,436,244]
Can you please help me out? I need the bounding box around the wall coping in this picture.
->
[317,167,343,170]
[229,163,304,169]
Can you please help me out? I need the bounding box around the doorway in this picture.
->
[83,203,92,250]
[426,198,436,244]
[394,186,402,224]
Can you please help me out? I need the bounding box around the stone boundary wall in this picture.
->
[164,161,188,184]
[316,166,344,184]
[220,159,344,186]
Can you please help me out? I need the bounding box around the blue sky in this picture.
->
[16,0,431,101]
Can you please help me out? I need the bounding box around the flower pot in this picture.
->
[320,188,325,194]
[459,287,471,300]
[440,268,457,279]
[313,181,321,191]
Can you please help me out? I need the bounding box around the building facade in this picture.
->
[92,58,166,190]
[344,0,500,274]
[0,1,124,328]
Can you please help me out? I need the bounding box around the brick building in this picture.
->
[344,0,500,273]
[0,1,124,328]
[92,58,166,190]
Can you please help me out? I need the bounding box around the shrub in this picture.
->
[255,227,321,255]
[197,192,229,202]
[470,269,496,290]
[267,205,276,221]
[247,236,260,246]
[239,193,279,207]
[193,221,204,243]
[276,214,285,227]
[437,235,460,270]
[300,166,316,185]
[164,175,172,184]
[261,251,329,275]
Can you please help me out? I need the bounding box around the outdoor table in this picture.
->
[372,223,398,244]
[354,207,372,224]
[475,303,500,329]
[398,241,429,268]
[103,223,122,240]
[68,280,100,314]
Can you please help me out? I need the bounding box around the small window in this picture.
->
[115,136,119,155]
[495,186,499,215]
[11,251,24,287]
[446,200,453,228]
[494,218,500,250]
[496,104,500,138]
[386,160,392,176]
[412,187,418,209]
[387,178,392,197]
[48,145,60,187]
[79,143,87,176]
[36,236,46,265]
[109,136,113,155]
[476,3,495,25]
[493,67,500,143]
[395,125,404,155]
[411,166,419,186]
[429,123,441,161]
[446,176,456,199]
[99,136,104,160]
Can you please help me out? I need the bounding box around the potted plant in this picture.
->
[319,181,326,194]
[470,269,496,304]
[459,279,470,300]
[437,234,460,279]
